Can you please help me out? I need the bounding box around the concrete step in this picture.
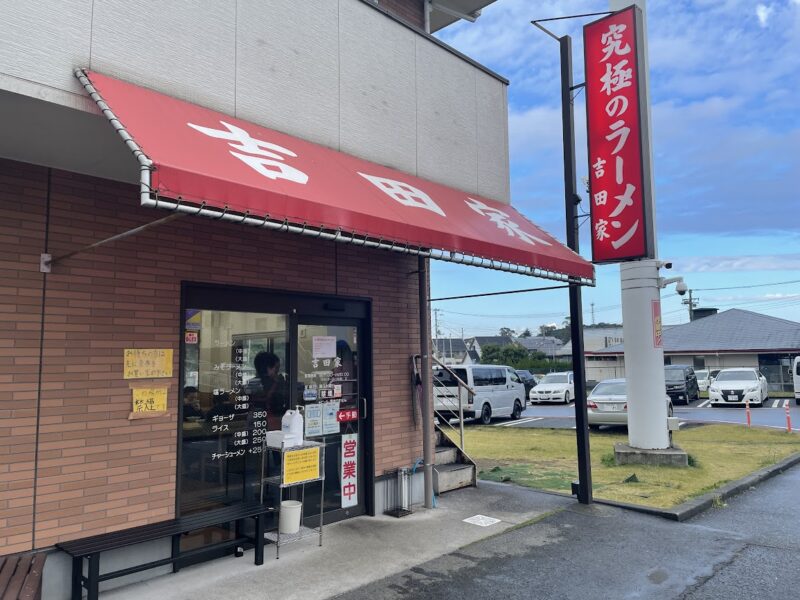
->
[433,463,475,494]
[435,446,458,466]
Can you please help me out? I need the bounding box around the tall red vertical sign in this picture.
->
[584,6,654,263]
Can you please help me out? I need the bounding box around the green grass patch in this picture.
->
[451,424,800,509]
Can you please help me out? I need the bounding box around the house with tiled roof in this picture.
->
[586,309,800,392]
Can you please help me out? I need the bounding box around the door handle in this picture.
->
[361,397,367,420]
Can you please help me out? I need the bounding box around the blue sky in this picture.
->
[431,0,800,338]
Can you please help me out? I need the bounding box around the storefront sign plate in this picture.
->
[584,6,654,264]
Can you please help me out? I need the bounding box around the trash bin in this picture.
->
[279,500,302,534]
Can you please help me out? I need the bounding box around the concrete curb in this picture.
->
[593,451,800,521]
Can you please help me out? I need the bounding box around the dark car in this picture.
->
[515,369,539,398]
[664,365,699,405]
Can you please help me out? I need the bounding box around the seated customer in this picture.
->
[182,386,204,420]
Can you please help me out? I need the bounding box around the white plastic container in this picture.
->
[281,410,304,446]
[266,430,299,449]
[279,500,302,534]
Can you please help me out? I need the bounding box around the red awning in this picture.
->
[75,70,594,283]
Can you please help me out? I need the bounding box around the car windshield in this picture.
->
[695,370,708,379]
[664,369,685,382]
[715,370,757,382]
[541,374,568,384]
[591,382,626,396]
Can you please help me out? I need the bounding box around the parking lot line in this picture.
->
[496,417,543,427]
[697,399,712,408]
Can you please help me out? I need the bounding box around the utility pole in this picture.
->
[682,289,698,321]
[591,302,596,325]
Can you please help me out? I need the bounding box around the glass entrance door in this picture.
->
[295,321,367,523]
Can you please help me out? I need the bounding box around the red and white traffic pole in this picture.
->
[745,397,751,428]
[786,401,792,433]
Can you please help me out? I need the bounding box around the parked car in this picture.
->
[793,356,800,405]
[696,369,722,392]
[515,369,539,396]
[696,370,710,392]
[587,378,673,431]
[664,365,699,405]
[432,364,526,424]
[530,371,574,405]
[708,368,769,407]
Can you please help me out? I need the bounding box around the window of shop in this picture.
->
[178,283,372,534]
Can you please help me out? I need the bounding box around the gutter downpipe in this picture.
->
[419,256,434,508]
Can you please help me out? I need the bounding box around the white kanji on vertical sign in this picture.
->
[465,198,551,246]
[188,120,309,184]
[600,24,631,61]
[358,173,446,217]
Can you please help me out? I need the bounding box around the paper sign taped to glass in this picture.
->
[282,446,321,486]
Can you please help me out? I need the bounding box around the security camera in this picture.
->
[664,262,673,270]
[676,281,688,296]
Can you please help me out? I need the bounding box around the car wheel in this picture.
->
[511,400,522,420]
[480,403,492,425]
[564,391,571,405]
[589,424,600,431]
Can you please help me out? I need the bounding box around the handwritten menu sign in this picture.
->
[283,446,321,485]
[130,387,168,420]
[124,349,173,379]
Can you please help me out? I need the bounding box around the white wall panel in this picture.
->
[90,0,236,114]
[236,0,340,151]
[475,71,509,202]
[338,0,417,175]
[0,0,509,202]
[415,36,478,197]
[0,0,92,96]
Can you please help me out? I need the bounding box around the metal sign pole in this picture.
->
[560,34,593,505]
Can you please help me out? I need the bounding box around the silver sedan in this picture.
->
[587,378,673,430]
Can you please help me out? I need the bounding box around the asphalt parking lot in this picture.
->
[490,396,800,432]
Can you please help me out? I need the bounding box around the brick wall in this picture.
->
[377,0,426,29]
[0,158,424,550]
[0,162,47,554]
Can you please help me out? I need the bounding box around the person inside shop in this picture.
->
[182,386,204,420]
[245,351,289,430]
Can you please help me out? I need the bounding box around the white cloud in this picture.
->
[756,4,773,26]
[676,254,800,272]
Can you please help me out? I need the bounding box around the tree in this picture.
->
[539,324,557,336]
[498,327,516,338]
[519,328,532,338]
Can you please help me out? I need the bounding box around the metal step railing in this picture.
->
[412,354,475,455]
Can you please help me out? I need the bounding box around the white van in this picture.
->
[793,356,800,405]
[433,364,526,425]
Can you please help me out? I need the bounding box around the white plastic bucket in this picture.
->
[279,500,302,534]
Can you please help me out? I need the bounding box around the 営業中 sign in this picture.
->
[341,433,358,508]
[584,6,654,263]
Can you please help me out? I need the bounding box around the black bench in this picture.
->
[0,552,47,600]
[56,503,272,600]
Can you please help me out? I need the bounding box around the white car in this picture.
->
[530,372,574,404]
[433,364,527,424]
[587,378,673,430]
[695,369,720,392]
[708,368,769,407]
